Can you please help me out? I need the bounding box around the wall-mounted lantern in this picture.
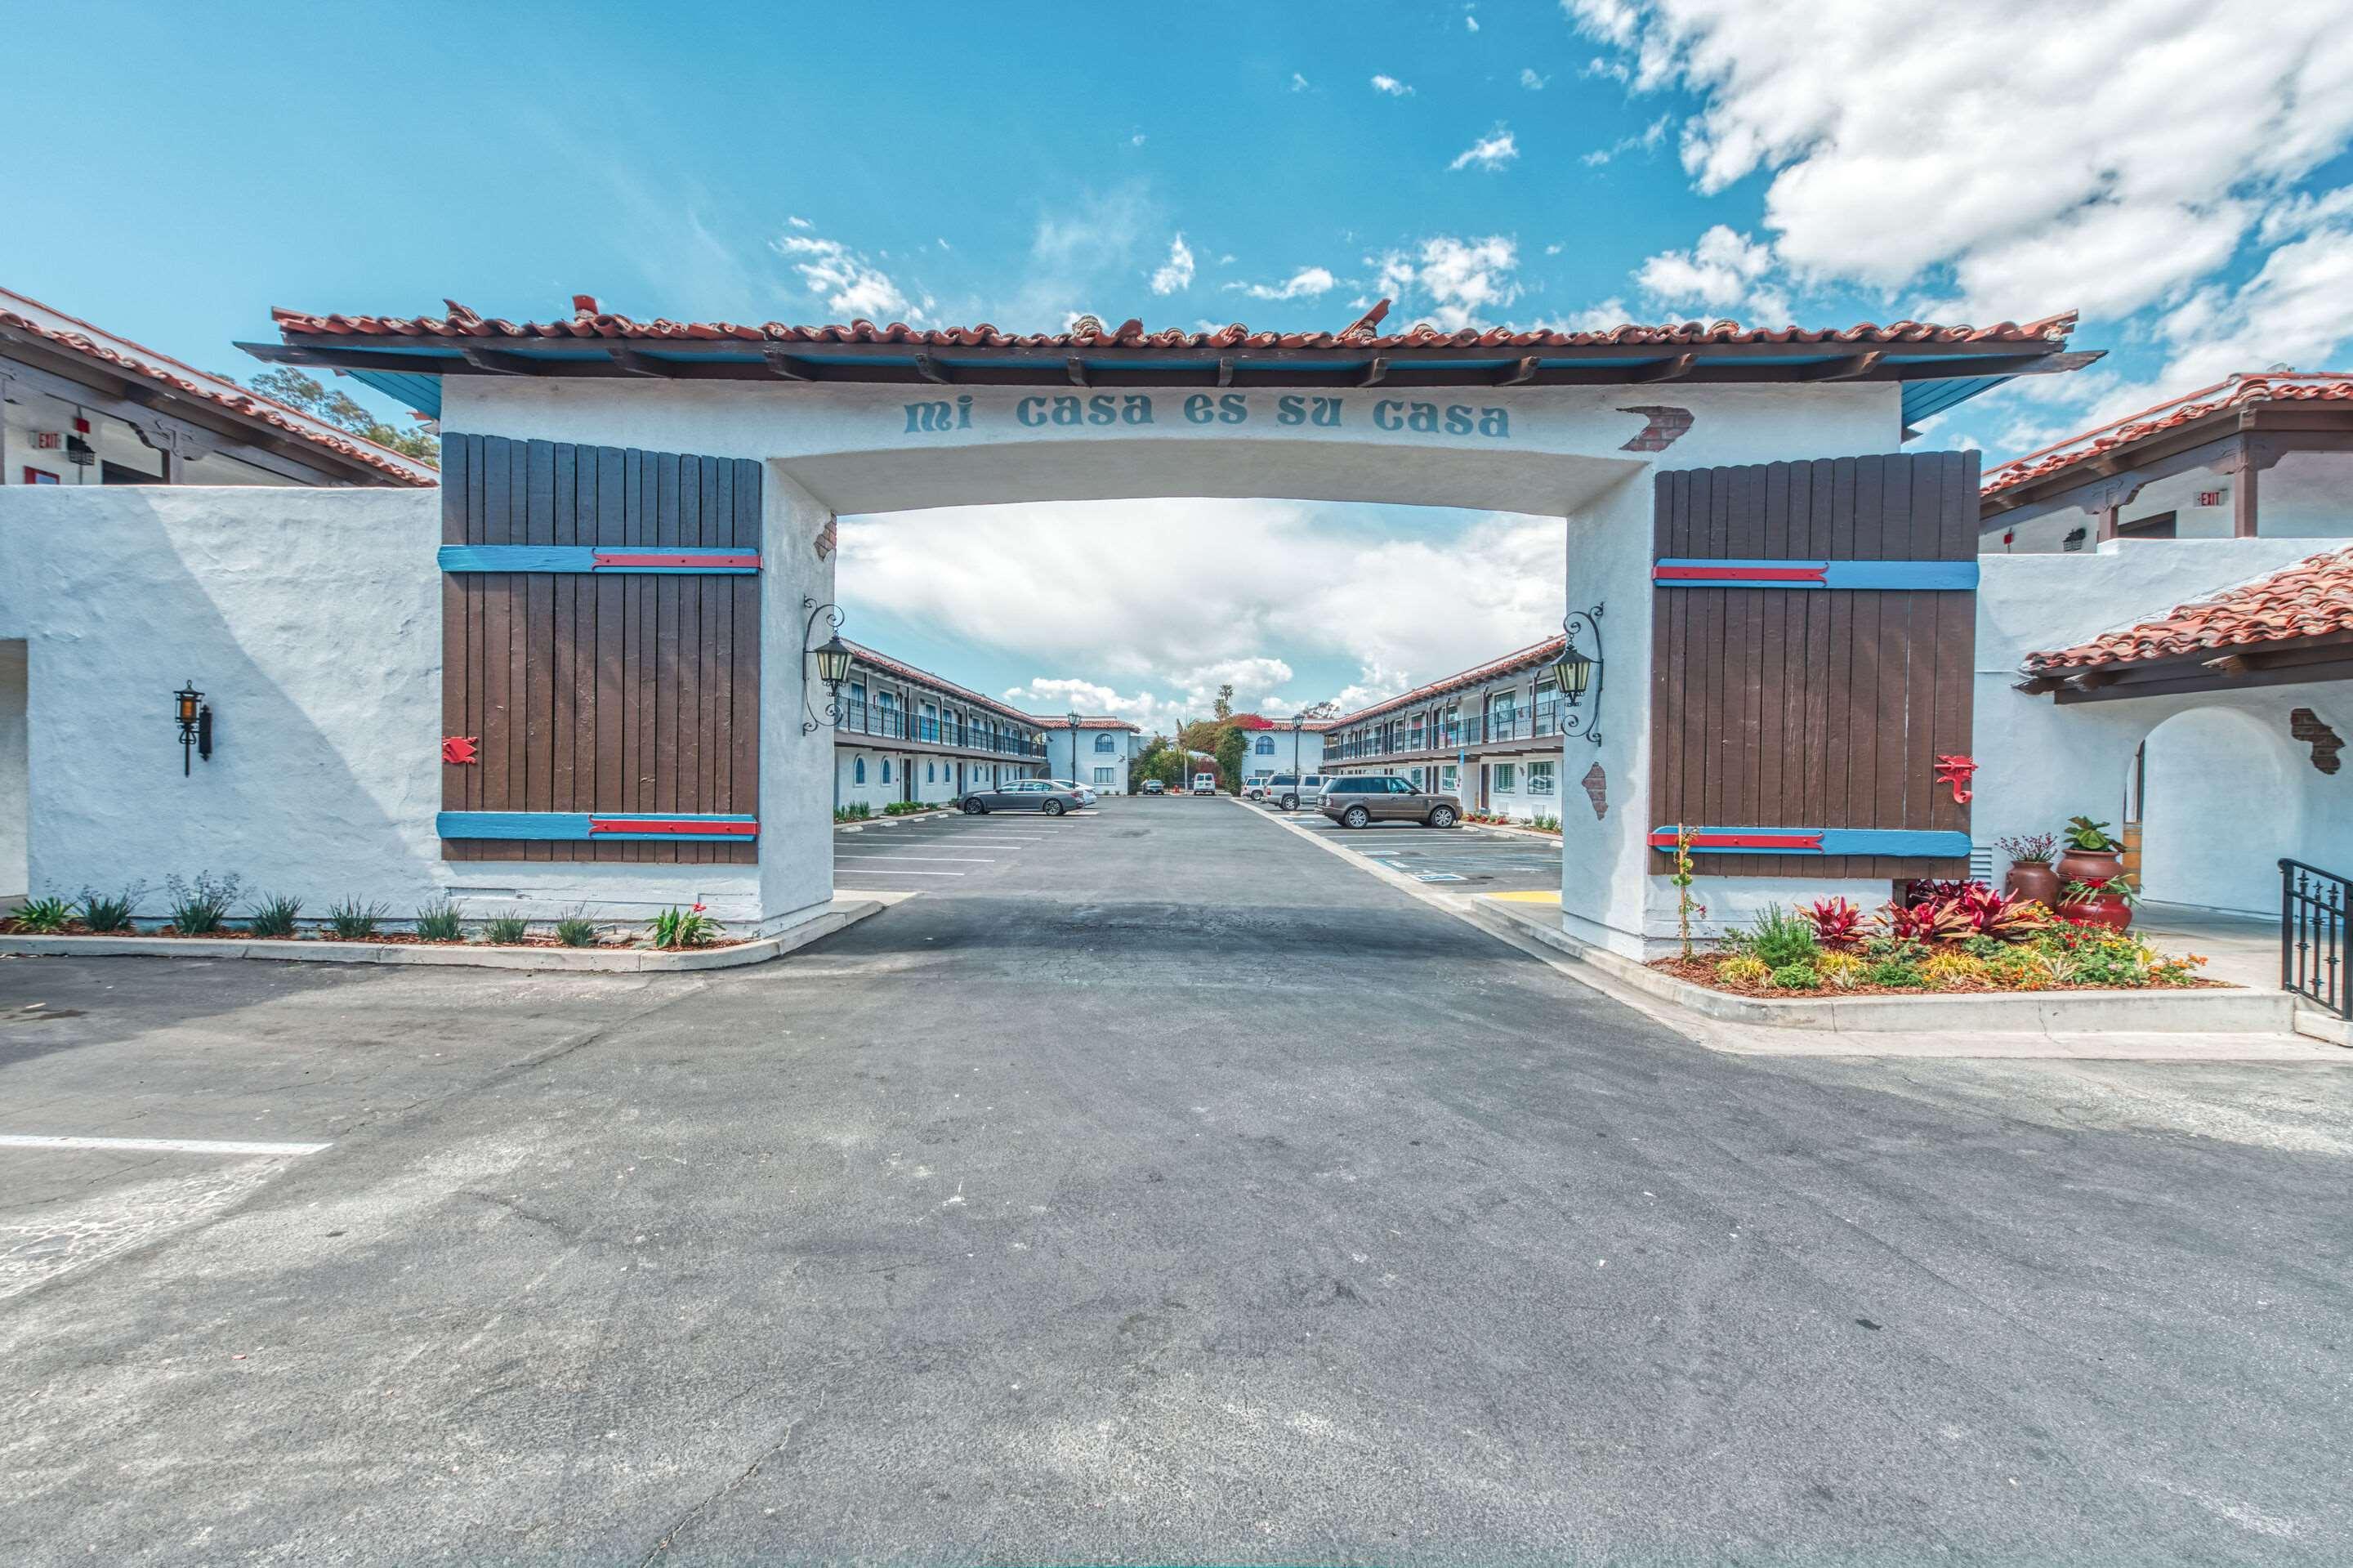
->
[801,599,854,734]
[174,680,212,775]
[1552,605,1605,744]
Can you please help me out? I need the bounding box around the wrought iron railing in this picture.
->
[2281,858,2348,1020]
[837,701,1047,757]
[1323,706,1571,761]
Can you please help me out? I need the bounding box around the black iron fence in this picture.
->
[1324,704,1570,762]
[837,700,1047,758]
[2280,858,2348,1019]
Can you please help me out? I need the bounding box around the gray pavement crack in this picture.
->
[636,1387,829,1564]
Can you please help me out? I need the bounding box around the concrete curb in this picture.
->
[0,899,883,973]
[1467,894,2298,1034]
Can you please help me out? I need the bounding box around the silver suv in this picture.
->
[1317,775,1461,829]
[1261,772,1328,811]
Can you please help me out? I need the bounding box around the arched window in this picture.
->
[853,756,866,784]
[1255,735,1275,755]
[1094,734,1116,753]
[882,759,893,784]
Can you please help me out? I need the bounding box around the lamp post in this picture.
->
[1290,714,1304,806]
[1067,710,1082,791]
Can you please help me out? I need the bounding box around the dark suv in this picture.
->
[1317,775,1461,829]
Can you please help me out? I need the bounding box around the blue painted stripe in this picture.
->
[436,811,760,842]
[1650,825,1973,857]
[1654,558,1977,590]
[436,546,761,575]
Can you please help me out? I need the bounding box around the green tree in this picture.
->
[1212,683,1234,721]
[1213,724,1247,793]
[1131,735,1184,788]
[241,368,441,467]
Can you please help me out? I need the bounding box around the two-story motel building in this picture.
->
[1319,636,1575,821]
[832,641,1049,811]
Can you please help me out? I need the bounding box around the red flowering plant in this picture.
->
[1800,896,1866,948]
[1887,879,2052,945]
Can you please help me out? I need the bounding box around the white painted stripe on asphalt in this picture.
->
[832,868,966,877]
[0,1133,332,1156]
[837,855,996,863]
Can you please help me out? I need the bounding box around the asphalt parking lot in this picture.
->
[4,797,2351,1563]
[1259,797,1565,894]
[832,804,1101,891]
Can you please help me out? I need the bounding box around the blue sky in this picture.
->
[11,0,2351,728]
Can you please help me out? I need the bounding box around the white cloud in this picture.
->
[1370,235,1522,331]
[1233,266,1338,301]
[2146,223,2353,395]
[1581,112,1671,167]
[837,500,1564,717]
[775,232,919,322]
[1290,71,1311,92]
[1150,234,1196,295]
[1566,0,2353,323]
[1448,125,1520,172]
[991,185,1156,331]
[1520,67,1550,89]
[1465,11,1480,29]
[1635,224,1775,311]
[1128,132,1147,146]
[1371,74,1414,96]
[786,215,813,230]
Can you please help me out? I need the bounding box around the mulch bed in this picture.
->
[1649,955,2229,998]
[0,920,746,951]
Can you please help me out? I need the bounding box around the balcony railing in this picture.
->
[1323,704,1570,762]
[837,700,1047,757]
[2282,858,2348,1020]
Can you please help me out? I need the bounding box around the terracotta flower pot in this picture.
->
[2004,861,2061,909]
[2055,847,2130,931]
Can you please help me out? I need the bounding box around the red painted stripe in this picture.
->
[592,552,760,570]
[587,818,759,836]
[1652,564,1825,583]
[1647,830,1824,850]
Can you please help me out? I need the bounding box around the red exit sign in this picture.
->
[2198,489,2223,507]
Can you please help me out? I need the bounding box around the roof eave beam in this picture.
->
[458,346,549,376]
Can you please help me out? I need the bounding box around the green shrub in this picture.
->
[481,914,530,945]
[165,872,243,936]
[326,898,386,940]
[1958,933,2009,960]
[11,896,72,932]
[77,884,145,933]
[1748,904,1820,970]
[646,904,723,949]
[1767,961,1819,989]
[1865,959,1927,989]
[246,893,303,939]
[553,907,598,947]
[414,900,463,941]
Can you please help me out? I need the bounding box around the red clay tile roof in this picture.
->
[840,639,1041,729]
[1325,635,1569,728]
[0,292,435,486]
[1226,712,1333,732]
[2021,547,2353,671]
[1027,715,1141,731]
[1983,372,2353,498]
[273,300,2078,355]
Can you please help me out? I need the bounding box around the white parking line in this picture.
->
[0,1134,332,1156]
[833,868,966,877]
[836,855,996,863]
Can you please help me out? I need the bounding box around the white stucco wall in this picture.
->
[1971,538,2351,914]
[0,485,765,925]
[0,639,25,900]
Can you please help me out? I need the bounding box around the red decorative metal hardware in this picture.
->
[442,735,479,766]
[1652,563,1827,583]
[587,817,757,837]
[591,551,759,570]
[1934,753,1977,805]
[1646,829,1824,851]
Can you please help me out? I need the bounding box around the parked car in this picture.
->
[1261,772,1328,811]
[1047,778,1099,806]
[1190,772,1218,796]
[1140,779,1166,795]
[962,780,1088,815]
[1318,775,1460,829]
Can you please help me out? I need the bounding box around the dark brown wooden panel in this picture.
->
[439,435,761,864]
[1650,450,1977,880]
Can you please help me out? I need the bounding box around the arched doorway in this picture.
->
[2132,706,2311,916]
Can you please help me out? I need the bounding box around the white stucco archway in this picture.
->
[2137,707,2308,916]
[442,374,1915,954]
